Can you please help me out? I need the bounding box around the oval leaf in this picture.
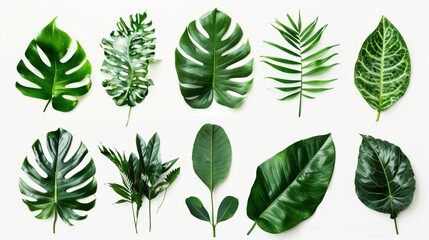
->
[247,134,335,234]
[19,128,97,232]
[101,12,156,126]
[354,16,411,121]
[175,8,253,108]
[192,124,232,191]
[186,196,211,222]
[355,135,415,234]
[217,196,239,224]
[16,18,92,112]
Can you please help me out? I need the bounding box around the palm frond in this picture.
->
[263,12,338,117]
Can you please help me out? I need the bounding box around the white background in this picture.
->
[1,0,428,239]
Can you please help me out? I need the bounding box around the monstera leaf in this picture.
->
[355,135,416,234]
[262,12,338,117]
[101,12,156,126]
[186,124,238,237]
[175,8,253,108]
[247,134,335,234]
[355,16,411,122]
[19,128,97,233]
[16,18,92,112]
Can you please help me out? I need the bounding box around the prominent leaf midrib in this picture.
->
[212,12,218,91]
[125,32,138,95]
[377,18,386,112]
[210,127,214,191]
[256,137,330,221]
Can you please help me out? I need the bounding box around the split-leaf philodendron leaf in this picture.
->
[262,12,338,117]
[19,128,97,233]
[101,12,156,126]
[247,134,335,234]
[355,135,415,235]
[355,16,411,122]
[16,18,92,112]
[186,124,239,237]
[99,133,179,233]
[175,8,253,108]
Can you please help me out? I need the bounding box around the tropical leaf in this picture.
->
[175,8,253,108]
[16,18,92,112]
[19,128,96,233]
[262,12,338,117]
[355,135,415,234]
[99,132,179,233]
[101,12,156,126]
[355,16,411,122]
[247,134,335,234]
[186,124,238,237]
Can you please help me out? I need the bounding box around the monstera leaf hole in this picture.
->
[17,18,92,112]
[175,9,254,109]
[19,128,96,233]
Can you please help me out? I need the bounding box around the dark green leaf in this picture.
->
[286,14,299,32]
[19,128,96,232]
[108,183,131,201]
[175,9,253,108]
[354,16,411,122]
[114,199,130,204]
[355,135,415,234]
[16,18,91,112]
[272,25,299,49]
[101,12,156,126]
[303,53,338,69]
[303,88,333,93]
[303,64,339,77]
[247,134,335,234]
[276,87,301,92]
[261,56,300,65]
[274,19,298,38]
[162,158,178,173]
[280,91,300,100]
[192,124,231,191]
[261,61,301,74]
[186,197,211,222]
[266,77,300,84]
[303,44,339,62]
[303,79,337,86]
[300,18,318,40]
[217,196,239,224]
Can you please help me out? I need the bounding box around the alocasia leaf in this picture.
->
[175,8,253,108]
[19,128,97,233]
[101,12,156,126]
[355,16,411,122]
[355,135,416,234]
[247,134,335,234]
[16,18,92,112]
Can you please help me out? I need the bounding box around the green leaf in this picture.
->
[192,124,232,191]
[262,12,338,117]
[355,135,415,235]
[303,79,337,86]
[101,12,155,126]
[354,16,411,122]
[108,183,131,201]
[162,158,178,173]
[16,18,92,112]
[165,168,180,184]
[217,196,239,224]
[186,197,211,222]
[247,134,335,234]
[19,128,96,233]
[175,8,253,108]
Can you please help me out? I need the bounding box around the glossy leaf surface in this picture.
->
[19,128,96,232]
[217,196,239,224]
[263,12,338,117]
[101,12,156,126]
[192,124,232,191]
[175,8,253,108]
[186,196,211,222]
[355,16,411,121]
[247,134,335,234]
[355,135,415,234]
[17,18,92,112]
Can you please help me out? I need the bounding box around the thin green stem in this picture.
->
[157,189,168,214]
[247,222,257,235]
[298,30,303,117]
[210,191,216,238]
[53,208,58,234]
[131,202,138,234]
[126,106,132,127]
[149,200,152,232]
[376,111,381,122]
[43,99,51,112]
[394,218,399,235]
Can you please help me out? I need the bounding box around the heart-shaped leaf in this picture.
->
[175,8,253,108]
[16,18,92,112]
[101,12,156,126]
[247,134,335,234]
[355,135,416,234]
[217,196,239,224]
[355,16,411,121]
[186,196,211,222]
[19,128,97,233]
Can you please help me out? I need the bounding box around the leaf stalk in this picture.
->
[247,222,257,235]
